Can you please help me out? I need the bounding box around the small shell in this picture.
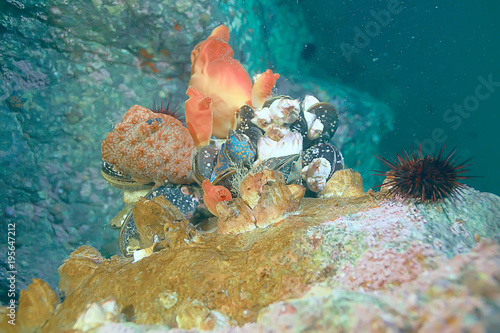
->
[319,168,365,198]
[216,198,256,235]
[73,297,120,331]
[380,171,395,192]
[302,157,332,192]
[176,300,211,330]
[253,181,300,228]
[157,290,178,310]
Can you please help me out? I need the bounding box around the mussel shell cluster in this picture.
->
[102,95,345,257]
[192,95,344,193]
[119,183,205,257]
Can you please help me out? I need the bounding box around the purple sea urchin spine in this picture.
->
[375,145,471,203]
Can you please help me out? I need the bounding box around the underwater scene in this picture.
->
[1,0,500,331]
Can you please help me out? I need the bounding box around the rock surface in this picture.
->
[5,186,499,332]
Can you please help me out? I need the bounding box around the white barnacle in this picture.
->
[302,158,332,192]
[302,95,320,112]
[307,118,324,140]
[255,132,303,166]
[268,98,300,125]
[251,107,273,129]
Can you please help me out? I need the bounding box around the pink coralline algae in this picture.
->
[335,242,440,291]
[256,241,500,332]
[101,105,195,185]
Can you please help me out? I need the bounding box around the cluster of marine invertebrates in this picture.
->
[216,169,306,235]
[99,24,347,259]
[191,93,345,194]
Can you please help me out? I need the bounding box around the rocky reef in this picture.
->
[2,7,499,331]
[3,178,500,332]
[0,0,394,296]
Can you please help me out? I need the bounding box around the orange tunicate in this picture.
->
[187,25,253,140]
[101,105,195,186]
[252,69,280,109]
[202,179,232,216]
[185,87,213,147]
[186,25,280,147]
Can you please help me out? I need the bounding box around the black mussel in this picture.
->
[289,109,311,148]
[101,161,154,190]
[225,129,257,167]
[303,143,344,179]
[307,102,339,142]
[236,105,264,146]
[192,144,219,185]
[119,212,141,257]
[253,154,303,185]
[209,141,239,188]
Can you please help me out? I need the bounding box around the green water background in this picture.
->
[298,0,500,195]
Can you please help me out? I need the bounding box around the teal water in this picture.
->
[298,0,500,195]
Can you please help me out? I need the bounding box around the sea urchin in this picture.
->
[151,98,186,126]
[375,145,471,203]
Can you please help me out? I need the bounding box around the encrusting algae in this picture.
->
[40,186,375,332]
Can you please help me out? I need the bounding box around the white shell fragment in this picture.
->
[73,297,122,331]
[132,245,154,262]
[255,132,303,165]
[302,157,332,192]
[307,118,324,140]
[303,110,316,128]
[301,94,320,112]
